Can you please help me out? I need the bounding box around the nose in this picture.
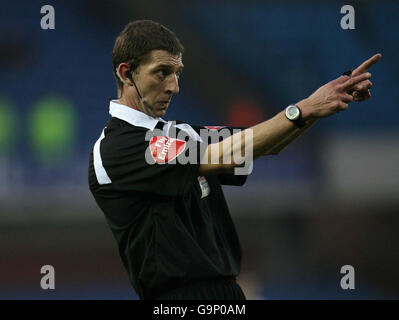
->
[165,74,179,95]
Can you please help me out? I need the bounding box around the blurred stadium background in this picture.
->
[0,0,398,299]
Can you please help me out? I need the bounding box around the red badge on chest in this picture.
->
[149,136,186,164]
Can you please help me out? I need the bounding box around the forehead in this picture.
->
[144,50,183,69]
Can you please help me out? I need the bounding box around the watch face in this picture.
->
[286,105,299,120]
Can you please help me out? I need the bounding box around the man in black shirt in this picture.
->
[88,20,380,299]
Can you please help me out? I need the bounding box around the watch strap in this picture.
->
[287,105,306,128]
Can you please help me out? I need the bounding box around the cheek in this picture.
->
[142,77,161,93]
[146,82,165,99]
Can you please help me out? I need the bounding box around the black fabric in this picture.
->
[88,117,248,300]
[155,277,246,300]
[94,118,201,197]
[218,173,247,186]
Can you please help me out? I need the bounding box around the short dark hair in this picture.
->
[112,20,184,91]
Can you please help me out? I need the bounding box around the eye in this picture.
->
[157,69,167,78]
[155,68,182,80]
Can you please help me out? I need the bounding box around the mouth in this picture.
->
[158,100,171,108]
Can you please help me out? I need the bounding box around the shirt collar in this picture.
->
[109,100,166,130]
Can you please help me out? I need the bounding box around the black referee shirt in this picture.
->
[88,100,248,299]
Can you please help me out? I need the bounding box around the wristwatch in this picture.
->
[285,104,306,128]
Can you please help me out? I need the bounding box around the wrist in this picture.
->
[296,99,314,122]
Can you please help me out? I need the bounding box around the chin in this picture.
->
[156,108,168,117]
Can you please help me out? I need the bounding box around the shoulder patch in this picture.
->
[149,136,186,164]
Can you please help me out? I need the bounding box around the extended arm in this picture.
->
[199,67,376,175]
[261,53,382,156]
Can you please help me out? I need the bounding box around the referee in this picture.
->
[88,20,381,300]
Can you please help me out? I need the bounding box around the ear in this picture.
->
[116,63,133,86]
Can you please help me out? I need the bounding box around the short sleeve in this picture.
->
[100,125,204,197]
[218,173,248,186]
[188,123,250,186]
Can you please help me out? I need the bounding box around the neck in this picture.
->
[118,93,158,118]
[119,92,144,112]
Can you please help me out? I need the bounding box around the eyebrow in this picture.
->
[153,63,184,71]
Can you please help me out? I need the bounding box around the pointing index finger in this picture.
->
[355,53,382,73]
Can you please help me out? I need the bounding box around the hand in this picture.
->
[299,72,372,120]
[349,53,382,101]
